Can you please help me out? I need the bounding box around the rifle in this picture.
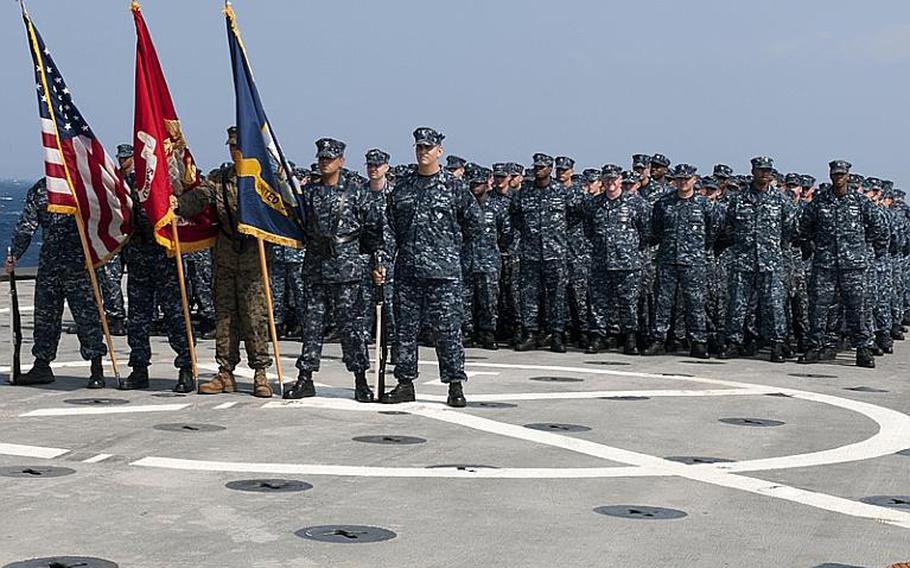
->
[7,247,22,385]
[373,283,387,399]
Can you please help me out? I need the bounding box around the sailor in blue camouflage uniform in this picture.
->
[185,249,216,339]
[643,164,717,358]
[491,162,523,344]
[718,156,797,363]
[862,178,893,354]
[446,155,467,180]
[97,252,126,336]
[798,160,888,368]
[511,152,586,353]
[283,138,384,402]
[461,163,512,350]
[5,178,106,387]
[891,188,910,331]
[115,145,195,393]
[782,172,811,354]
[706,164,736,355]
[881,183,908,344]
[559,156,592,349]
[269,243,306,338]
[377,127,482,408]
[362,148,397,361]
[584,165,650,354]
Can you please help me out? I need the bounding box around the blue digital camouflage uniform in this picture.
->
[462,189,512,337]
[185,249,215,322]
[120,172,193,371]
[509,177,586,335]
[583,191,650,336]
[720,182,797,346]
[9,178,106,362]
[491,187,521,340]
[637,177,672,338]
[706,191,733,350]
[649,190,717,344]
[386,168,482,384]
[872,203,894,338]
[270,244,306,331]
[799,187,887,349]
[363,180,396,347]
[565,182,593,339]
[296,174,383,376]
[98,254,125,324]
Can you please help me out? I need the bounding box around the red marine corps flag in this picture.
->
[131,1,216,253]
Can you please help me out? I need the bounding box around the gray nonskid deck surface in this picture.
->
[2,280,910,568]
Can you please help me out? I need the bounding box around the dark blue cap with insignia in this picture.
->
[225,126,238,145]
[632,154,652,168]
[848,173,864,186]
[446,155,466,170]
[555,156,575,170]
[413,126,445,146]
[701,176,719,190]
[784,173,802,186]
[316,137,346,159]
[713,164,733,178]
[365,148,390,165]
[750,156,774,170]
[116,144,134,159]
[532,153,554,167]
[492,163,510,177]
[601,164,623,179]
[829,160,851,174]
[882,179,894,190]
[465,163,491,184]
[726,178,741,191]
[582,168,601,183]
[507,162,524,175]
[800,174,816,187]
[651,153,671,167]
[621,170,641,184]
[670,163,697,179]
[864,177,882,189]
[894,189,905,199]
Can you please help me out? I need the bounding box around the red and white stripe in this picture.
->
[41,118,132,266]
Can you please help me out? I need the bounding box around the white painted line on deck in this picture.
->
[213,402,238,410]
[130,456,659,479]
[82,453,112,464]
[19,403,191,417]
[0,442,69,459]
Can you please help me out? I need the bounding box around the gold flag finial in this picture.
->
[130,1,142,12]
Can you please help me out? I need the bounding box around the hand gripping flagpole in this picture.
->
[170,217,198,385]
[21,0,121,382]
[257,238,284,397]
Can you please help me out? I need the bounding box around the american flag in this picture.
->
[23,5,132,267]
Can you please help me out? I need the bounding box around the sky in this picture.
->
[1,0,909,185]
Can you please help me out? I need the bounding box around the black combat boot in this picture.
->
[353,371,374,403]
[856,347,875,369]
[479,332,499,351]
[718,343,741,360]
[891,326,905,341]
[870,343,884,357]
[462,332,476,349]
[174,367,196,394]
[623,333,639,356]
[86,356,105,389]
[642,341,666,356]
[380,380,416,404]
[689,342,709,360]
[284,370,316,399]
[17,359,55,386]
[798,348,820,364]
[515,330,537,352]
[585,335,604,355]
[742,338,759,357]
[447,381,467,408]
[118,366,149,390]
[550,333,566,353]
[818,346,838,361]
[876,331,893,354]
[769,342,785,363]
[577,332,590,351]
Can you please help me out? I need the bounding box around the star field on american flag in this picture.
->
[31,30,93,138]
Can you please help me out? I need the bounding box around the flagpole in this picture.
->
[170,218,198,386]
[256,237,283,396]
[22,6,121,382]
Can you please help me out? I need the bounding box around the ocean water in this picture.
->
[0,179,41,268]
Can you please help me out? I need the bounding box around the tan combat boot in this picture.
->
[252,369,273,398]
[198,368,237,395]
